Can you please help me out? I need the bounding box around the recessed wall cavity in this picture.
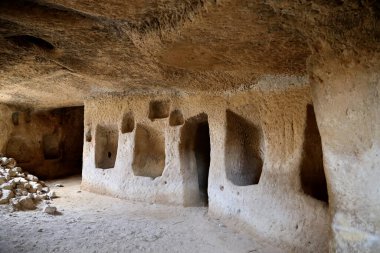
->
[225,110,264,186]
[24,110,31,123]
[85,128,92,142]
[180,113,211,205]
[11,112,19,125]
[148,100,170,120]
[4,106,84,179]
[6,136,32,163]
[169,109,184,126]
[6,35,55,51]
[43,133,61,160]
[132,124,165,178]
[300,104,328,203]
[120,111,135,133]
[95,124,118,169]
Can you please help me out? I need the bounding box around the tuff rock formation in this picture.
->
[0,0,379,252]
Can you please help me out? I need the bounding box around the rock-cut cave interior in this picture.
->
[0,1,379,252]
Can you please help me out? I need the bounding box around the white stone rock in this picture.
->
[30,182,42,191]
[3,174,10,181]
[5,158,16,168]
[0,157,8,166]
[26,174,38,182]
[10,197,20,208]
[0,189,14,204]
[15,177,27,184]
[43,205,57,215]
[21,178,28,184]
[15,189,22,196]
[13,167,22,173]
[0,182,14,190]
[8,170,17,177]
[47,191,57,199]
[28,187,37,193]
[17,173,26,178]
[19,196,35,210]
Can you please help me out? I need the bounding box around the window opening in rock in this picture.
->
[95,124,118,169]
[225,110,263,186]
[132,124,165,178]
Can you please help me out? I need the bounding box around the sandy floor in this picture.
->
[0,176,282,253]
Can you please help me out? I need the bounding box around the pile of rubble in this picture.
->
[0,155,57,214]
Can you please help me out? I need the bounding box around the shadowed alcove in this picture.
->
[225,110,264,186]
[169,109,184,126]
[95,124,119,169]
[180,113,211,206]
[148,100,171,120]
[300,104,328,203]
[5,106,84,179]
[121,111,135,134]
[132,124,165,178]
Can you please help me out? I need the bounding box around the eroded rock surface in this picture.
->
[0,1,379,253]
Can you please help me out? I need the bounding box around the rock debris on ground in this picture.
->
[0,155,58,213]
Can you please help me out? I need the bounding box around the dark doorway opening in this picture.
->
[194,122,211,205]
[5,106,84,179]
[180,113,211,206]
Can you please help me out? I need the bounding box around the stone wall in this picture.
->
[0,105,84,179]
[310,53,380,252]
[82,76,329,252]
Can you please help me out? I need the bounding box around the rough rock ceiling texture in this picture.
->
[0,0,378,108]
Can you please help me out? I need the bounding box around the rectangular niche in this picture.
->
[225,110,264,186]
[95,124,119,169]
[180,113,210,206]
[132,124,165,178]
[169,109,184,126]
[120,111,135,134]
[148,100,170,120]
